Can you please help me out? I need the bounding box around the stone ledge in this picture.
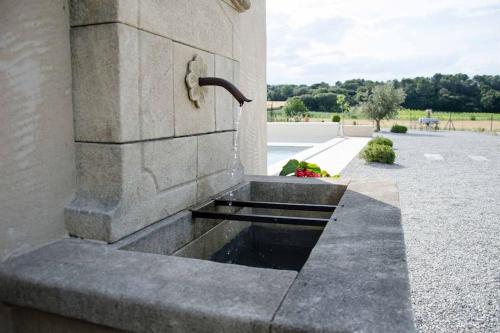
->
[272,181,415,333]
[0,239,296,333]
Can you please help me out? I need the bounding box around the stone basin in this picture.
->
[116,176,345,273]
[177,223,323,271]
[0,176,415,333]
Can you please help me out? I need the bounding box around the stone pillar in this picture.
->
[66,0,245,243]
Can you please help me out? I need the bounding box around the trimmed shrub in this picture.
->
[360,144,396,164]
[470,115,476,121]
[332,115,341,122]
[367,136,393,147]
[390,124,408,133]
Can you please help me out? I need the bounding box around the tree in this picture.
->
[480,89,500,112]
[298,94,318,111]
[336,94,350,114]
[362,83,406,132]
[267,74,500,112]
[314,93,339,112]
[283,97,309,120]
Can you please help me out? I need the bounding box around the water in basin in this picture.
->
[118,180,346,272]
[209,224,322,271]
[174,221,324,271]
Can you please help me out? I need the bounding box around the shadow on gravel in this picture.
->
[377,131,444,138]
[366,163,405,169]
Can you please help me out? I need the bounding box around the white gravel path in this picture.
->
[342,130,500,333]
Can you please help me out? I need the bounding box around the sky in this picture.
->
[266,0,500,84]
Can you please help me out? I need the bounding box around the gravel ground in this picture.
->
[342,130,500,333]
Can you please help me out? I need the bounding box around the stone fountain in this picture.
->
[0,1,415,332]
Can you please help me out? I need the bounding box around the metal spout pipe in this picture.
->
[199,77,252,107]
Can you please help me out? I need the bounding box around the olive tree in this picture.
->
[336,94,350,114]
[283,96,309,120]
[362,83,406,131]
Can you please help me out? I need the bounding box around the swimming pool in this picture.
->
[267,146,310,165]
[266,138,348,175]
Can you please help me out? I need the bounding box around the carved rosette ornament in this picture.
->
[185,55,208,108]
[230,0,251,12]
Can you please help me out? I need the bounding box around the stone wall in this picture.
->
[0,0,267,257]
[238,1,268,175]
[65,0,265,243]
[0,0,75,261]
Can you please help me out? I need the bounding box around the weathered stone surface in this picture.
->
[72,24,177,143]
[197,168,243,202]
[197,131,235,177]
[139,0,235,59]
[215,55,236,131]
[173,42,215,136]
[139,31,174,140]
[248,175,348,205]
[0,239,296,333]
[174,220,249,259]
[66,142,198,242]
[143,136,197,191]
[0,0,75,261]
[67,131,249,242]
[72,23,139,142]
[66,1,264,243]
[272,181,415,333]
[112,211,194,256]
[11,307,122,333]
[70,1,238,59]
[235,0,268,174]
[70,0,138,27]
[71,143,125,206]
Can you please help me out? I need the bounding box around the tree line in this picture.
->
[268,74,500,113]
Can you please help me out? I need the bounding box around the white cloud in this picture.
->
[266,0,500,84]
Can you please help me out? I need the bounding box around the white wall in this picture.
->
[238,1,268,175]
[268,122,341,143]
[0,0,75,260]
[342,125,374,137]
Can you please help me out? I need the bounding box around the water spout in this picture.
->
[199,77,252,107]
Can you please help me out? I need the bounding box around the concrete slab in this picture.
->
[306,137,371,175]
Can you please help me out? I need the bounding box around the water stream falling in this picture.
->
[228,106,244,204]
[222,106,243,253]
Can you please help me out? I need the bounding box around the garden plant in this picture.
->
[390,124,408,133]
[367,136,393,147]
[279,159,334,178]
[360,142,396,164]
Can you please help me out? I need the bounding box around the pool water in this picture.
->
[267,146,309,165]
